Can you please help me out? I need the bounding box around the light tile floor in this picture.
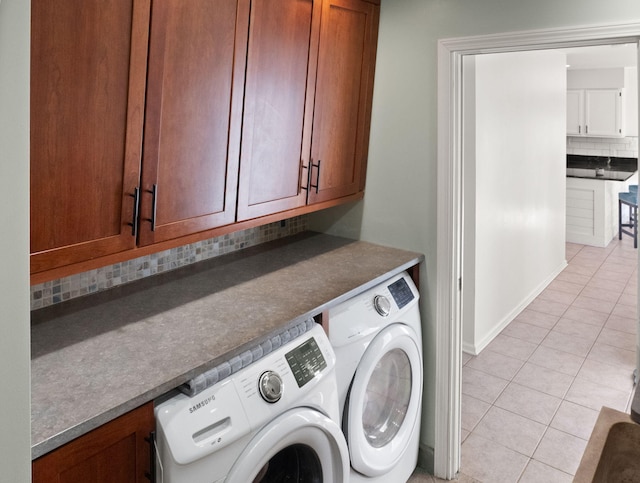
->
[409,237,638,483]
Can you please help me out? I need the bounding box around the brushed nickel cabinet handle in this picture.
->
[310,159,321,194]
[147,184,158,231]
[128,187,140,237]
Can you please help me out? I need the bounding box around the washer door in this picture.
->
[345,323,422,477]
[225,408,349,483]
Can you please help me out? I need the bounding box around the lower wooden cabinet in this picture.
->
[32,403,155,483]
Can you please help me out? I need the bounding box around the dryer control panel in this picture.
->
[327,272,420,349]
[388,277,415,309]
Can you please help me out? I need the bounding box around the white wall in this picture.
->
[0,0,32,481]
[462,51,568,355]
[308,0,640,471]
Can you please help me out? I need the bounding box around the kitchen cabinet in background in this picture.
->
[566,89,584,136]
[30,0,380,282]
[585,89,624,137]
[566,87,625,138]
[32,403,154,483]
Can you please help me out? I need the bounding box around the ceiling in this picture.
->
[562,43,638,70]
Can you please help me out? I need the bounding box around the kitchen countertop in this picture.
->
[30,231,423,459]
[566,155,638,181]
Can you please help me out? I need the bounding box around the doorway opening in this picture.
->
[435,23,640,479]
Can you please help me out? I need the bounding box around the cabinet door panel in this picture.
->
[30,0,149,273]
[585,89,623,137]
[308,0,378,204]
[32,403,154,483]
[236,0,317,220]
[139,0,248,245]
[566,89,584,135]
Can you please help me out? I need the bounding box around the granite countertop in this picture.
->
[567,155,638,181]
[30,231,423,459]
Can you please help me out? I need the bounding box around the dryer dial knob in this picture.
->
[373,295,391,317]
[258,370,283,403]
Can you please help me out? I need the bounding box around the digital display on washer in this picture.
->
[388,277,415,309]
[285,337,327,388]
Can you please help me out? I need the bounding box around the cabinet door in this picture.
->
[236,0,319,220]
[585,89,624,137]
[30,0,150,274]
[138,0,250,246]
[307,0,379,204]
[32,403,154,483]
[566,89,584,135]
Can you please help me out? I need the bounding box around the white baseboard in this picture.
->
[566,231,612,248]
[462,341,478,356]
[464,259,568,355]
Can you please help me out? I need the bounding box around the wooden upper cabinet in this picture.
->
[237,0,380,217]
[138,0,249,246]
[30,0,150,273]
[30,0,380,280]
[236,0,318,221]
[307,0,379,204]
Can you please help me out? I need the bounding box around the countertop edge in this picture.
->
[31,236,424,459]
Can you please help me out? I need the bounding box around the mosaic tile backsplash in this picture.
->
[567,135,638,158]
[31,216,308,311]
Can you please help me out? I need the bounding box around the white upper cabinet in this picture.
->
[584,89,624,137]
[566,89,584,135]
[567,88,624,138]
[566,67,635,139]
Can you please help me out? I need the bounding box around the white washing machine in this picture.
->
[155,323,350,482]
[326,272,423,483]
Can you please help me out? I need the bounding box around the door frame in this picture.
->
[435,22,640,479]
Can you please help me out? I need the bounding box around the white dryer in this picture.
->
[155,323,350,482]
[326,271,422,483]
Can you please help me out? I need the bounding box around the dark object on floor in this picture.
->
[618,187,638,248]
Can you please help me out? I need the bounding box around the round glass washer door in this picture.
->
[225,407,349,483]
[345,323,422,477]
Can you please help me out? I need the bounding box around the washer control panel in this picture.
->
[155,325,336,467]
[285,336,327,388]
